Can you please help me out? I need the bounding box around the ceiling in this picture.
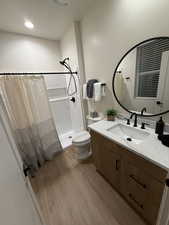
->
[0,0,95,40]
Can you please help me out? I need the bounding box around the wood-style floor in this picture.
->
[31,146,146,225]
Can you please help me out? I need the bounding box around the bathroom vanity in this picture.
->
[89,120,169,225]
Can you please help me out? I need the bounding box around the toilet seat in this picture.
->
[72,131,91,146]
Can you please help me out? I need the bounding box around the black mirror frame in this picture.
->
[112,36,169,117]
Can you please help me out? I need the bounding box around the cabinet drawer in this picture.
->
[125,162,165,225]
[126,186,160,225]
[145,202,161,225]
[126,162,165,204]
[126,187,145,214]
[124,150,167,183]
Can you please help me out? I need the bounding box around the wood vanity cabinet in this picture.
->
[91,130,121,189]
[90,130,167,225]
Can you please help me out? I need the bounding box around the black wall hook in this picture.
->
[70,97,76,103]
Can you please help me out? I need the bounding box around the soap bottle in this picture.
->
[155,117,165,135]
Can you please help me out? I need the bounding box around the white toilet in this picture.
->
[72,114,103,160]
[72,131,92,160]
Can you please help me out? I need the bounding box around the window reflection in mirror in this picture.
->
[135,39,169,98]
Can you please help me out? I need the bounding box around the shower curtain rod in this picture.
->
[0,71,78,76]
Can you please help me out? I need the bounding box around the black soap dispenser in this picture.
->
[155,117,165,135]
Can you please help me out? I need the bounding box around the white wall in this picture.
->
[0,31,73,135]
[60,24,78,71]
[80,0,169,116]
[0,31,62,72]
[0,30,64,88]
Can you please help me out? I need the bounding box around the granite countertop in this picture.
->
[88,119,169,171]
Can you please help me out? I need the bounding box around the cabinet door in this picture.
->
[90,130,102,170]
[91,131,121,190]
[99,146,121,190]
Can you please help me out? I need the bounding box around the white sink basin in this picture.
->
[107,123,150,144]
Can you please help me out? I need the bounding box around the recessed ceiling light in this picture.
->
[53,0,69,6]
[24,21,34,29]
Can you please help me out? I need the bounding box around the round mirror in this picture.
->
[112,37,169,118]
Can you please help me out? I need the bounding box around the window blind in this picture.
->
[136,39,169,98]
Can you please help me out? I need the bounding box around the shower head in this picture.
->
[59,57,69,65]
[59,57,77,96]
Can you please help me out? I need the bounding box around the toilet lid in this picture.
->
[72,131,91,143]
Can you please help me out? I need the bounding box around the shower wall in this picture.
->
[46,74,72,135]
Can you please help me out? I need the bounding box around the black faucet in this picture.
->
[141,107,146,116]
[130,113,138,127]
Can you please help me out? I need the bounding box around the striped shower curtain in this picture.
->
[0,75,62,175]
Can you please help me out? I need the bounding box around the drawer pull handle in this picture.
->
[115,160,120,170]
[129,174,147,189]
[166,179,169,187]
[128,193,144,209]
